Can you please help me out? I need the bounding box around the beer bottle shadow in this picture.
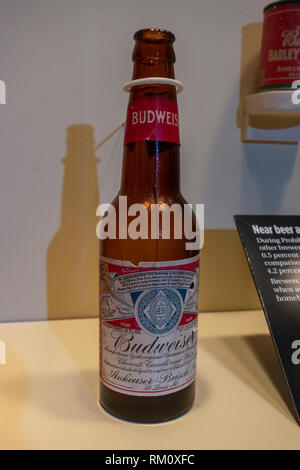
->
[47,124,100,320]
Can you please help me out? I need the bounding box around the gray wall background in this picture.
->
[0,0,299,321]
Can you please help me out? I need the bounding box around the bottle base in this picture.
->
[99,380,196,423]
[99,399,194,424]
[258,84,298,92]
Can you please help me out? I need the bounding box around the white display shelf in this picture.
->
[1,312,299,449]
[242,90,300,143]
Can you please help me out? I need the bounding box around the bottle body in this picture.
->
[99,29,199,422]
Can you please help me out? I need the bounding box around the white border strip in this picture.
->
[122,77,183,94]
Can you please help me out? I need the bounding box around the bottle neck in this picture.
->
[120,47,180,199]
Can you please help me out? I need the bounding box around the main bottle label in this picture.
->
[124,98,180,145]
[99,255,199,396]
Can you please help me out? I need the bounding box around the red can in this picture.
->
[259,1,300,90]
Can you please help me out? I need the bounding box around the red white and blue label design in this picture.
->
[99,255,199,396]
[124,98,180,145]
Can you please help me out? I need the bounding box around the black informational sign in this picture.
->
[234,215,300,424]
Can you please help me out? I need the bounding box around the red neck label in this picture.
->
[124,98,180,145]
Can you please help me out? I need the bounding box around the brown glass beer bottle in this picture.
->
[99,28,199,422]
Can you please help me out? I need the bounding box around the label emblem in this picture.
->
[136,288,183,336]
